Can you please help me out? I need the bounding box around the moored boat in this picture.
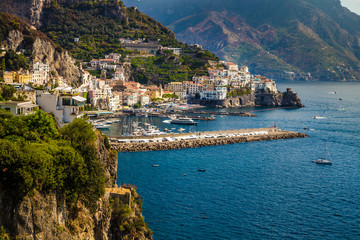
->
[170,117,198,125]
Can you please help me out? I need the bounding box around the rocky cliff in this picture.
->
[0,132,152,240]
[0,13,81,84]
[189,88,304,108]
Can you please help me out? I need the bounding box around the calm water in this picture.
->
[113,82,360,239]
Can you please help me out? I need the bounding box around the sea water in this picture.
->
[114,82,360,239]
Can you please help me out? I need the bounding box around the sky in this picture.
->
[341,0,360,15]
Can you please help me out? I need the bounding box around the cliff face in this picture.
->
[189,89,304,108]
[255,88,305,107]
[0,132,152,240]
[5,29,81,84]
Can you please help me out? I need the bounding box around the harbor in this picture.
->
[110,128,309,152]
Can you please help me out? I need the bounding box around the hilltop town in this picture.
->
[1,43,284,127]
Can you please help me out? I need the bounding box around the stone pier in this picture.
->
[110,128,309,152]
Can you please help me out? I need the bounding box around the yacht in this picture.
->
[170,116,198,125]
[95,124,110,129]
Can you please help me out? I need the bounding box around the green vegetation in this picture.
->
[0,50,29,71]
[0,110,105,210]
[38,0,218,84]
[0,226,10,240]
[0,12,53,70]
[162,93,179,99]
[226,87,251,97]
[130,53,212,84]
[110,190,152,239]
[40,0,178,61]
[0,85,26,101]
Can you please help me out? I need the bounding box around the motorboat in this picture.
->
[314,115,326,119]
[198,169,206,172]
[178,128,186,132]
[95,124,110,129]
[170,117,198,125]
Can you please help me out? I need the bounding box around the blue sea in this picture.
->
[110,82,360,239]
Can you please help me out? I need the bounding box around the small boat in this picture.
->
[314,115,326,119]
[152,165,159,167]
[314,143,332,165]
[95,124,110,129]
[112,119,120,123]
[198,169,206,172]
[178,128,185,132]
[303,127,310,130]
[339,98,343,100]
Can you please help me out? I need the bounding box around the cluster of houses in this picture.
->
[164,61,278,100]
[2,62,52,86]
[1,50,278,128]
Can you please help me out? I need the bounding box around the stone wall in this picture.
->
[111,131,309,152]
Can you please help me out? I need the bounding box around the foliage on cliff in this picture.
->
[0,12,49,71]
[40,0,178,61]
[39,0,218,84]
[110,189,153,239]
[0,110,105,209]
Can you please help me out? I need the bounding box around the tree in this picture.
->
[23,110,59,139]
[195,93,201,99]
[1,85,16,100]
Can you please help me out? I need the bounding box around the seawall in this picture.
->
[110,129,309,152]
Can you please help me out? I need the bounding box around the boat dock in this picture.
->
[109,128,309,152]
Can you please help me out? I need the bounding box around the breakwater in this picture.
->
[110,129,309,152]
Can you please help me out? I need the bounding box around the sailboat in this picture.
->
[315,143,332,165]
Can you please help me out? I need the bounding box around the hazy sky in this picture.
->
[341,0,360,14]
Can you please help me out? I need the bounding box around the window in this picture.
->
[62,98,71,105]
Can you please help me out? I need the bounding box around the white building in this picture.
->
[36,92,86,127]
[0,101,38,116]
[32,62,49,85]
[200,86,227,100]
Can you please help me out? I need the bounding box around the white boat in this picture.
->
[315,143,332,165]
[314,115,327,119]
[178,128,185,132]
[170,116,198,125]
[95,124,110,129]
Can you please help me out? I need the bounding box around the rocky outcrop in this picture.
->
[255,88,305,107]
[189,88,304,108]
[111,131,309,152]
[4,29,81,85]
[32,37,81,84]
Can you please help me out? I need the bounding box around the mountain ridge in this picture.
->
[123,0,360,81]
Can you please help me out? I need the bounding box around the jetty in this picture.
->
[109,128,309,152]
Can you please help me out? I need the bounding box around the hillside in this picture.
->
[122,0,360,81]
[1,0,219,84]
[0,12,81,83]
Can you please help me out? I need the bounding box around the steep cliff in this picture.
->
[0,12,81,84]
[0,114,152,240]
[255,88,305,107]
